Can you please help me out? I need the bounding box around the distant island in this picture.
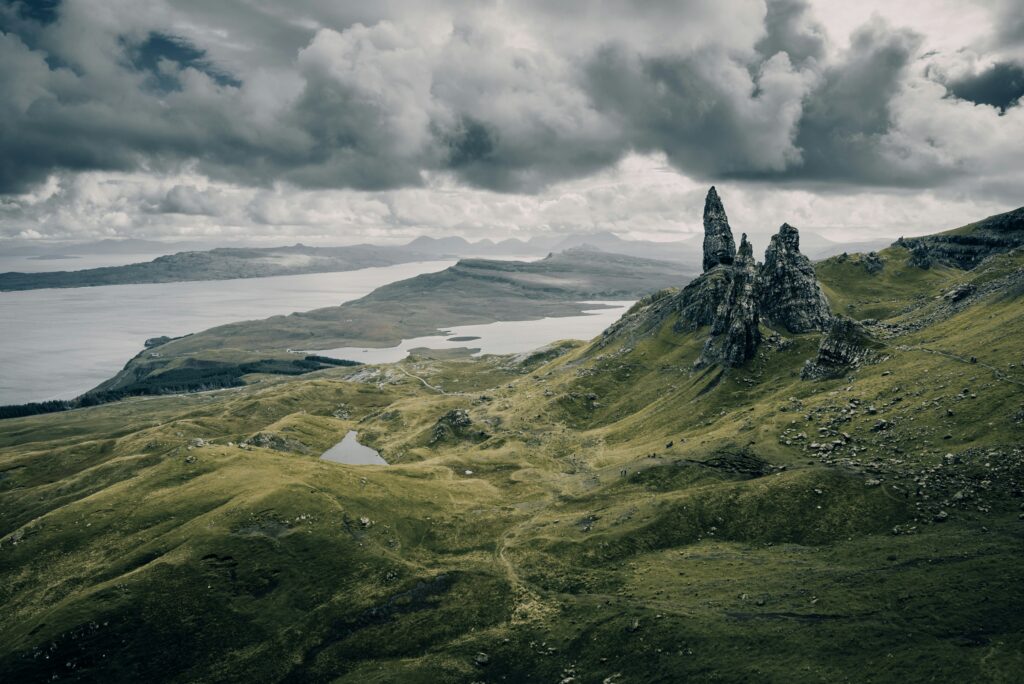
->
[0,249,690,417]
[89,248,692,398]
[0,244,440,291]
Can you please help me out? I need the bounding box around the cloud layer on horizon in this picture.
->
[1,0,1022,242]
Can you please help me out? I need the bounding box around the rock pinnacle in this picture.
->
[702,187,737,272]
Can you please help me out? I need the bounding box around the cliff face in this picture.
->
[674,268,732,332]
[896,206,1024,270]
[696,235,761,368]
[759,223,832,333]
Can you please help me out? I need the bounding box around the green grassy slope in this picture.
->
[1,247,1023,682]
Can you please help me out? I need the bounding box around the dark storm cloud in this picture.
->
[772,20,934,185]
[3,0,60,25]
[582,46,809,178]
[947,61,1024,111]
[128,32,242,91]
[0,0,1019,198]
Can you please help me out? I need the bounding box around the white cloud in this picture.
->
[1,154,1013,247]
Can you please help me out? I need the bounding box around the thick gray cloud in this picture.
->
[992,0,1024,49]
[756,0,827,66]
[770,19,932,185]
[584,46,812,177]
[0,0,1021,243]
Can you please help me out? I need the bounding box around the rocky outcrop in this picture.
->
[942,283,976,303]
[431,408,487,444]
[907,242,932,269]
[679,189,830,367]
[606,187,836,370]
[702,187,737,272]
[862,252,884,274]
[674,266,733,332]
[801,316,877,380]
[240,432,312,454]
[759,223,832,333]
[696,235,760,368]
[896,206,1024,270]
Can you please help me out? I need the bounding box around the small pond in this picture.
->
[320,430,388,465]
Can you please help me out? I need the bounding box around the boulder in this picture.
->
[942,283,976,302]
[801,315,878,380]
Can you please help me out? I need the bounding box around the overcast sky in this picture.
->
[1,0,1022,246]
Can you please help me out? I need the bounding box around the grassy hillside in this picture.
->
[1,234,1022,681]
[815,246,962,319]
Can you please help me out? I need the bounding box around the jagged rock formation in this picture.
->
[696,235,760,368]
[759,223,832,333]
[601,187,835,370]
[801,316,877,380]
[896,206,1024,270]
[702,187,737,272]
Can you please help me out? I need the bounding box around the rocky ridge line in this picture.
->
[896,206,1024,270]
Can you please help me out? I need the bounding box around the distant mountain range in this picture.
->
[398,229,890,264]
[0,229,892,291]
[406,231,703,265]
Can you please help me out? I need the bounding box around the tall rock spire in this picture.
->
[702,186,737,272]
[696,233,760,368]
[759,223,832,333]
